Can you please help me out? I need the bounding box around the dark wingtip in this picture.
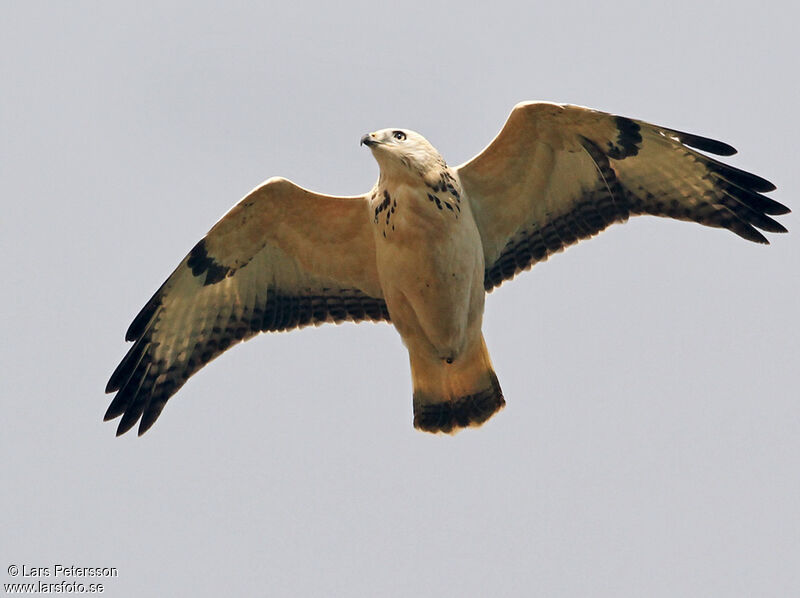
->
[756,216,789,233]
[734,222,770,244]
[753,195,790,216]
[137,400,166,436]
[125,283,166,341]
[104,386,132,421]
[667,128,738,156]
[706,159,778,194]
[116,416,137,437]
[114,399,146,436]
[756,179,777,193]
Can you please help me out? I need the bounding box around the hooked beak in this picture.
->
[360,133,377,147]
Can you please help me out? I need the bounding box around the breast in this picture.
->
[372,181,486,357]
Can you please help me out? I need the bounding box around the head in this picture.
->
[360,128,445,180]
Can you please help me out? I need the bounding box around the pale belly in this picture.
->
[373,185,485,361]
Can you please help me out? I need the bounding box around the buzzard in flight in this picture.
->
[105,102,788,436]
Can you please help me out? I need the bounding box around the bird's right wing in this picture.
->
[105,177,388,436]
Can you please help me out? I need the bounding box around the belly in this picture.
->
[375,195,485,360]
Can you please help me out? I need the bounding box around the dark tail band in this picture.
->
[413,372,504,434]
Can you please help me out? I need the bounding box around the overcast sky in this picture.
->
[2,2,798,596]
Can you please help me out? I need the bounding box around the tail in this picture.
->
[410,334,505,434]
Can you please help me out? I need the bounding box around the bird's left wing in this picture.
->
[456,102,788,290]
[105,177,388,436]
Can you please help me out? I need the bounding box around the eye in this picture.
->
[392,131,406,141]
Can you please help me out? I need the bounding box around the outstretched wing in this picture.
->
[457,102,789,291]
[105,177,389,436]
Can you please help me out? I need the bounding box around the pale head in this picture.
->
[360,128,445,180]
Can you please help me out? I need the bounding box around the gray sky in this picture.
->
[2,1,798,596]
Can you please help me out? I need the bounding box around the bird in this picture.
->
[105,101,789,437]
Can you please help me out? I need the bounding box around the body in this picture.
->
[363,129,504,430]
[371,175,483,361]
